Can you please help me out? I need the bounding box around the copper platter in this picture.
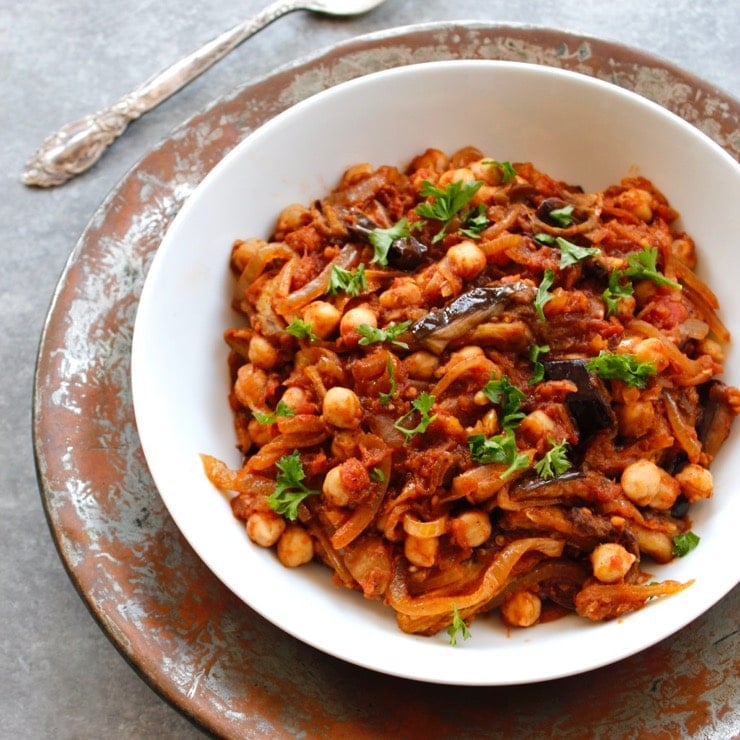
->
[33,22,739,738]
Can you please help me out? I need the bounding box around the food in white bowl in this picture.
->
[131,60,740,685]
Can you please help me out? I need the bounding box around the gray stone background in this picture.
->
[2,1,738,737]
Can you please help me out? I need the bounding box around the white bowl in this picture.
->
[131,60,740,685]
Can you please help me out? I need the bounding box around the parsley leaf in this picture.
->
[548,203,575,227]
[534,269,555,322]
[447,604,471,646]
[468,430,530,480]
[369,218,413,267]
[357,321,411,349]
[481,375,526,429]
[370,467,387,483]
[483,159,517,184]
[586,351,657,388]
[379,357,397,407]
[672,531,700,557]
[529,343,550,385]
[625,245,681,289]
[328,263,367,297]
[556,237,600,268]
[394,392,437,443]
[602,269,634,317]
[286,318,319,342]
[266,450,320,520]
[534,232,556,245]
[534,439,572,479]
[416,179,484,243]
[458,203,490,239]
[253,400,296,425]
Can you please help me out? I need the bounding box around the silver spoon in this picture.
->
[22,0,387,188]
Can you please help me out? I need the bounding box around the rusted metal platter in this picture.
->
[33,22,739,738]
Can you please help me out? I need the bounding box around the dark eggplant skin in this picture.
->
[345,212,428,270]
[543,359,616,441]
[409,282,535,354]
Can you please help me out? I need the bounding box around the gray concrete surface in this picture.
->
[2,1,738,737]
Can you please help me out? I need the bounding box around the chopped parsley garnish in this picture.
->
[555,237,600,269]
[468,430,530,480]
[534,232,556,245]
[286,318,319,342]
[483,159,517,184]
[253,400,296,425]
[625,245,681,289]
[534,268,555,322]
[266,450,320,520]
[447,604,471,646]
[369,218,413,267]
[548,203,575,227]
[328,262,367,297]
[415,179,484,243]
[370,467,387,483]
[586,351,657,388]
[394,391,437,443]
[672,531,700,557]
[529,343,551,385]
[534,439,572,479]
[378,357,397,407]
[357,321,411,349]
[602,269,634,317]
[481,375,526,429]
[458,203,491,239]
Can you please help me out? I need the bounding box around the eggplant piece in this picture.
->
[696,380,735,458]
[544,359,616,441]
[410,282,535,354]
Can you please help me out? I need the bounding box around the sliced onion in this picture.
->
[402,513,448,539]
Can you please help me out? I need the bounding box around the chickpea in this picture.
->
[446,241,487,279]
[231,238,266,273]
[275,203,311,236]
[247,418,275,447]
[621,459,680,510]
[322,465,350,507]
[518,410,557,445]
[246,511,286,547]
[616,400,655,439]
[280,386,311,413]
[437,167,476,188]
[409,148,449,174]
[631,338,670,373]
[322,386,362,429]
[615,188,653,222]
[302,301,341,339]
[277,525,314,567]
[675,463,713,502]
[404,351,439,381]
[698,338,724,364]
[449,510,492,548]
[404,534,438,568]
[500,591,542,628]
[247,334,279,369]
[379,278,423,310]
[590,543,636,583]
[339,304,377,345]
[340,162,374,187]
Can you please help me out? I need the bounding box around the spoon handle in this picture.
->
[22,0,304,188]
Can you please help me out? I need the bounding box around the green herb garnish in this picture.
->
[586,351,657,388]
[481,375,526,429]
[483,159,517,184]
[379,357,397,407]
[625,245,681,289]
[369,218,413,267]
[468,430,530,480]
[286,318,319,342]
[416,179,484,243]
[357,321,411,349]
[458,203,490,239]
[602,269,634,317]
[534,439,572,479]
[370,467,387,483]
[534,269,555,322]
[447,604,472,646]
[672,531,700,557]
[266,450,320,520]
[328,262,367,297]
[555,237,600,269]
[529,343,551,385]
[253,400,296,425]
[548,203,575,227]
[394,392,437,443]
[534,232,556,245]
